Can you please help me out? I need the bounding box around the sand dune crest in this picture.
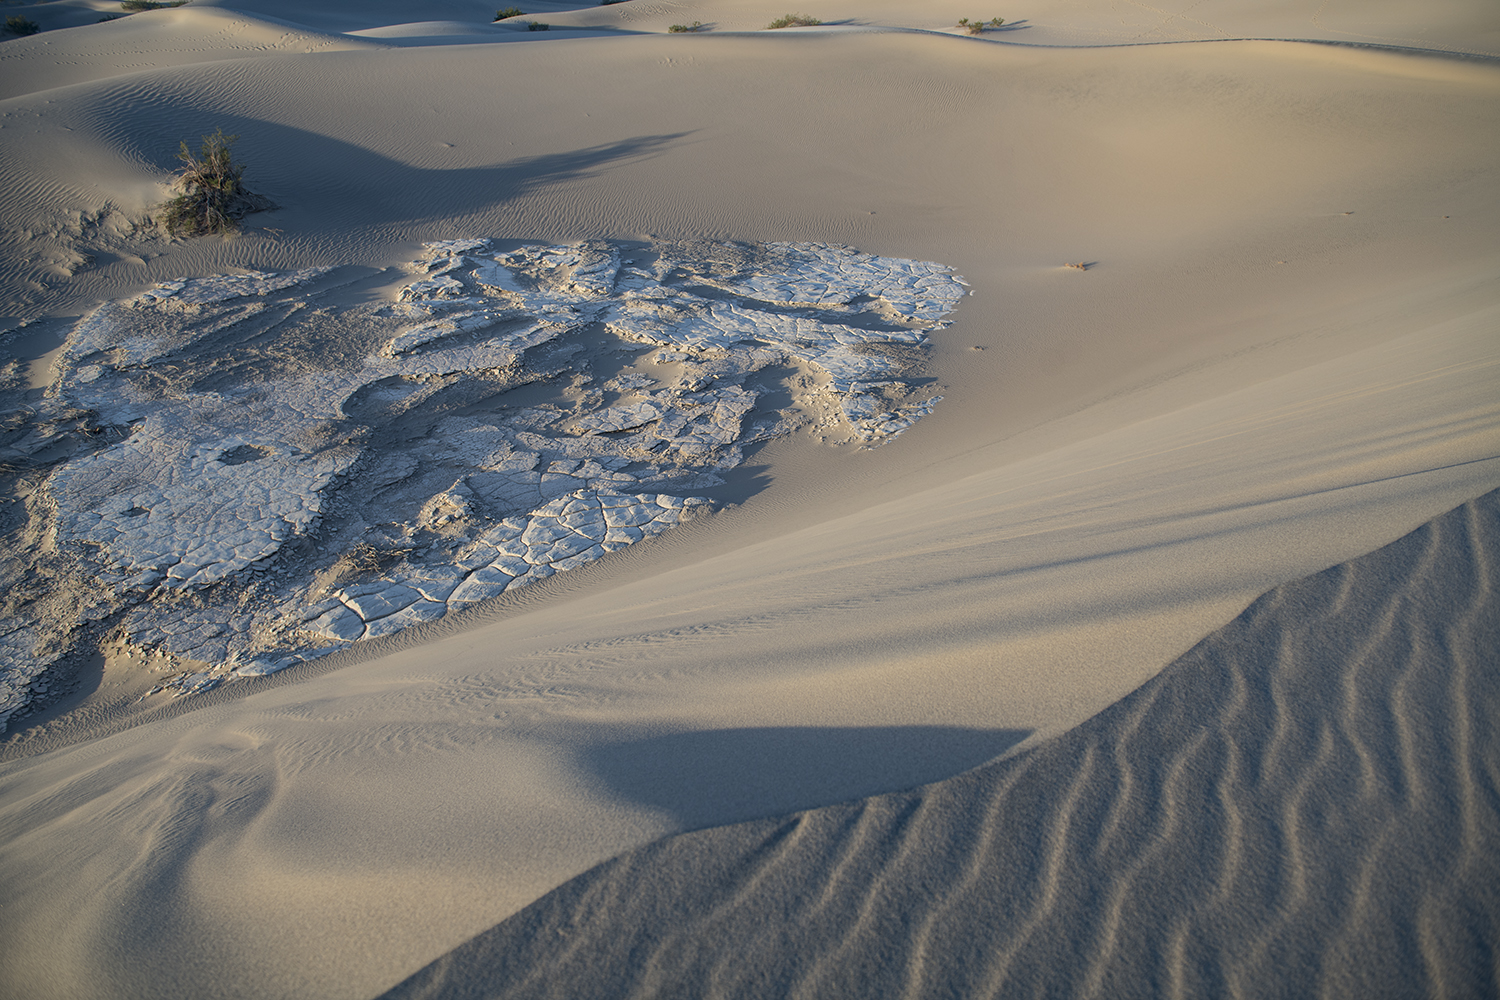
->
[379,488,1500,1000]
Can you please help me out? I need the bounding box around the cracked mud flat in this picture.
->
[0,240,965,728]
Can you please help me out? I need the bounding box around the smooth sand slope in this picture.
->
[1,2,1498,998]
[380,487,1500,1000]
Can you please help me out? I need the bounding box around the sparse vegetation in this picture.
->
[121,1,190,11]
[527,20,549,30]
[766,13,821,28]
[1064,261,1089,270]
[98,12,125,21]
[4,15,39,36]
[957,16,1005,34]
[156,129,269,237]
[668,21,703,32]
[493,7,524,20]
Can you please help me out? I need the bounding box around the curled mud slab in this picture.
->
[0,240,965,728]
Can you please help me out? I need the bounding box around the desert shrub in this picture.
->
[526,20,548,30]
[493,7,524,20]
[5,15,39,36]
[157,129,268,237]
[766,13,820,28]
[121,1,190,10]
[98,12,124,21]
[957,16,1004,34]
[668,21,703,32]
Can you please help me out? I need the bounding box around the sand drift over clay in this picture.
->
[0,240,965,727]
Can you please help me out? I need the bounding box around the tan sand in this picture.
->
[0,2,1497,997]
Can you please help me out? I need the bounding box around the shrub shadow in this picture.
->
[125,104,693,232]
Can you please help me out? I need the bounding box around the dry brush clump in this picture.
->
[4,15,40,36]
[766,13,821,28]
[668,21,703,32]
[156,129,271,237]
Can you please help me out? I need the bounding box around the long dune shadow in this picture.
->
[191,0,617,35]
[575,724,1031,830]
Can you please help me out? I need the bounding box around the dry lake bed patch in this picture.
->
[0,239,966,728]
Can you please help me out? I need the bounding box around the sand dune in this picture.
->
[0,1,1497,998]
[380,487,1500,1000]
[0,6,380,98]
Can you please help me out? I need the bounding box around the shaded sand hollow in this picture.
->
[0,1,1498,998]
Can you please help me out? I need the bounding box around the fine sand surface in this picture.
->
[1,1,1498,997]
[380,487,1500,1000]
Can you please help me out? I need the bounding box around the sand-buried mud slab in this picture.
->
[0,239,963,728]
[376,487,1500,1000]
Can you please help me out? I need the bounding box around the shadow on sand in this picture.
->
[124,103,694,234]
[574,723,1032,830]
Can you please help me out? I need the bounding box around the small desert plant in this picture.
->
[98,12,125,21]
[4,15,39,36]
[668,21,703,32]
[527,20,548,30]
[766,13,821,28]
[157,129,266,237]
[493,7,524,20]
[121,0,190,10]
[957,16,1004,34]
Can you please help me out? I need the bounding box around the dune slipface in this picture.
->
[379,488,1500,1000]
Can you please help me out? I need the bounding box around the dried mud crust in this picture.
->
[0,239,966,728]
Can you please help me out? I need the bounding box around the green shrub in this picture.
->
[526,20,548,30]
[156,129,268,237]
[766,13,821,28]
[957,16,1004,34]
[4,15,39,36]
[493,7,524,20]
[668,21,702,32]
